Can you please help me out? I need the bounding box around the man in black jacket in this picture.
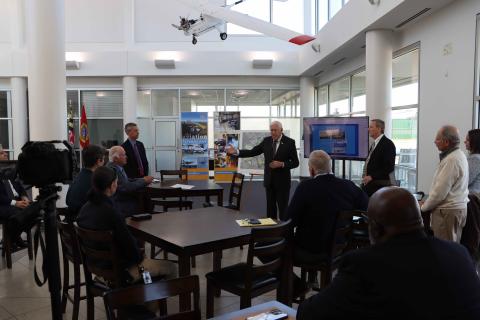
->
[66,144,105,220]
[362,119,396,197]
[297,187,480,320]
[121,122,149,179]
[227,121,299,220]
[287,150,368,263]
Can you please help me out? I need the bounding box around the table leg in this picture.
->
[178,253,191,311]
[213,250,222,297]
[277,245,293,306]
[217,190,223,206]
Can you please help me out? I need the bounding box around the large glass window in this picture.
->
[0,91,13,158]
[328,77,349,115]
[351,70,366,113]
[317,86,328,116]
[272,0,304,34]
[315,0,349,32]
[228,0,270,35]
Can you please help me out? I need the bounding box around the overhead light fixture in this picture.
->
[368,0,380,5]
[66,60,80,70]
[252,59,273,69]
[311,43,321,53]
[154,59,175,69]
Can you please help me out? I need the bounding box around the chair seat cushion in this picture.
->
[205,263,278,291]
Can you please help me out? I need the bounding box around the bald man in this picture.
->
[421,125,468,242]
[227,121,299,220]
[298,187,480,320]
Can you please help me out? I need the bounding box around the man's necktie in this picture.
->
[133,142,145,177]
[272,140,279,157]
[362,142,375,177]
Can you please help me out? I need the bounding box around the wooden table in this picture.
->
[139,180,224,211]
[211,301,296,320]
[127,207,292,310]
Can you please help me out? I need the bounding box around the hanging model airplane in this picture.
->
[172,0,315,45]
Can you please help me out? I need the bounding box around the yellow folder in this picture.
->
[236,218,278,227]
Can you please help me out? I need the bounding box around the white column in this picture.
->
[25,0,67,140]
[300,76,315,177]
[123,76,138,133]
[366,29,393,136]
[10,77,28,159]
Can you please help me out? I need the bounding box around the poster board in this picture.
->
[180,112,209,180]
[214,112,240,182]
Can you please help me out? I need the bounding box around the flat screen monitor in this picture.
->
[303,116,370,160]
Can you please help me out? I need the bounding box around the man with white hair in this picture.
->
[421,125,469,242]
[107,146,153,217]
[227,121,299,220]
[287,150,368,267]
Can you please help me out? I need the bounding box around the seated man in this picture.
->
[287,150,368,265]
[297,187,480,320]
[66,144,105,220]
[106,146,153,217]
[0,151,38,248]
[77,166,176,284]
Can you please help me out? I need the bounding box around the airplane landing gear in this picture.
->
[220,32,227,40]
[192,36,197,45]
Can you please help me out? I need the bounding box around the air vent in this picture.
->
[395,8,431,29]
[314,70,324,77]
[361,44,366,49]
[333,57,346,66]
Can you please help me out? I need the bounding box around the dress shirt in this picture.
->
[8,180,18,206]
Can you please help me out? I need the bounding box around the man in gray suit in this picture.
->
[107,146,153,217]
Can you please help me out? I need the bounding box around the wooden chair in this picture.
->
[58,220,86,320]
[160,170,188,182]
[294,210,357,302]
[103,276,201,320]
[74,224,124,320]
[152,169,191,213]
[0,219,33,269]
[204,172,245,210]
[205,220,291,318]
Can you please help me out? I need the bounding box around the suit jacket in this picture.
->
[297,231,480,320]
[0,179,28,219]
[366,135,396,182]
[287,174,368,255]
[106,162,147,217]
[238,135,299,189]
[122,139,149,178]
[76,192,142,270]
[66,168,93,218]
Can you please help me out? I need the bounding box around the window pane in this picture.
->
[0,120,12,149]
[228,0,270,35]
[226,89,270,117]
[318,0,328,30]
[271,89,300,118]
[392,49,419,107]
[89,119,124,149]
[272,0,304,33]
[80,90,123,118]
[0,91,11,118]
[180,89,224,116]
[329,77,349,115]
[66,90,79,117]
[351,71,366,112]
[317,86,328,116]
[329,0,343,19]
[391,108,418,192]
[241,118,270,131]
[152,89,178,117]
[137,90,151,118]
[271,118,300,145]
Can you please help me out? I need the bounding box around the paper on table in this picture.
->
[171,184,195,190]
[236,218,277,227]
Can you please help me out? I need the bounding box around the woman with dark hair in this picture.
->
[465,129,480,194]
[76,166,176,283]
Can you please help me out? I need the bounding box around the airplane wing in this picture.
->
[177,0,315,45]
[172,24,183,30]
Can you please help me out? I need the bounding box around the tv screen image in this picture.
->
[303,117,370,160]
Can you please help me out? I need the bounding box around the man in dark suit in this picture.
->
[287,150,368,264]
[107,146,153,217]
[227,121,299,220]
[122,122,149,178]
[297,187,480,320]
[362,119,396,197]
[66,144,105,220]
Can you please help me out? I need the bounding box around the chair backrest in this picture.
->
[329,211,357,259]
[228,172,245,210]
[160,170,188,182]
[103,275,201,320]
[245,220,292,290]
[74,223,124,288]
[58,219,82,265]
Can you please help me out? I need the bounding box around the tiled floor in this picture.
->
[0,243,302,319]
